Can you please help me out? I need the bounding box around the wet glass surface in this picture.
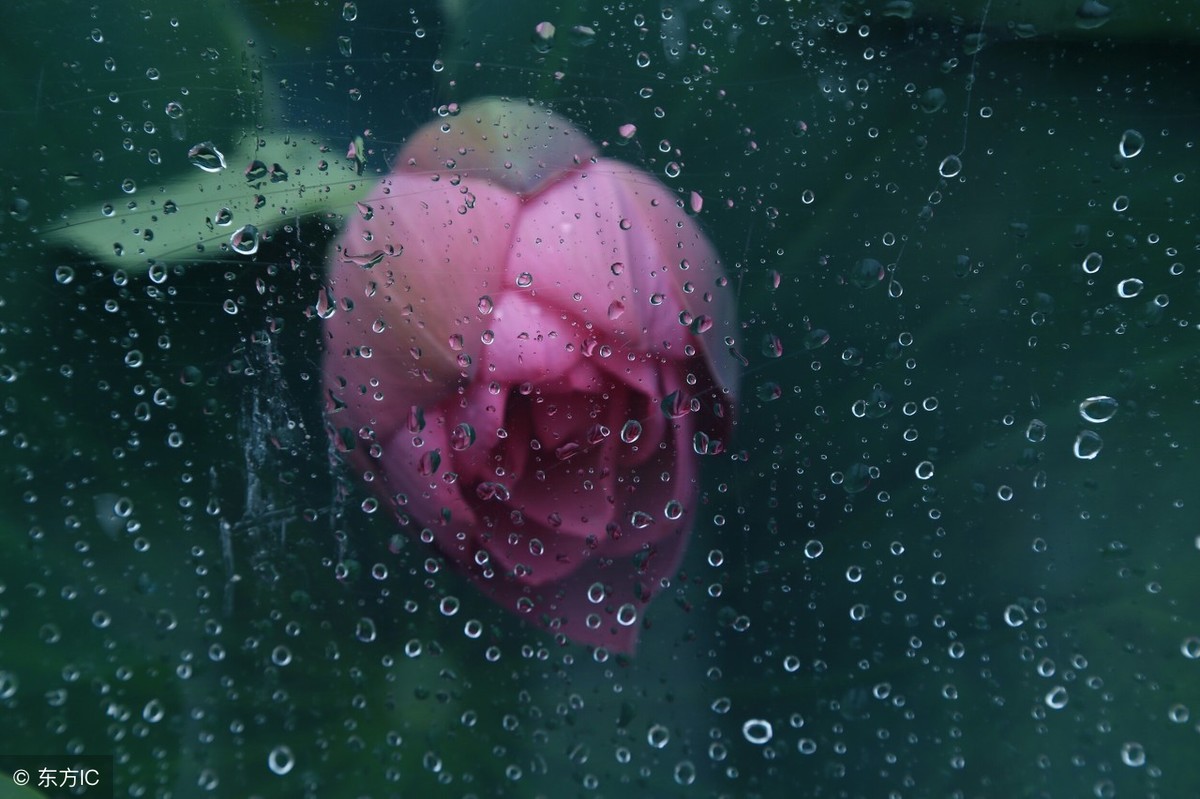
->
[2,1,1199,796]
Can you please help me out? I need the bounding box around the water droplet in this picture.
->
[938,154,962,178]
[620,420,642,444]
[230,225,259,255]
[742,719,773,744]
[607,300,625,320]
[851,258,885,288]
[919,88,946,114]
[646,723,669,748]
[761,334,783,358]
[418,450,441,476]
[187,141,226,172]
[804,329,830,350]
[569,24,596,46]
[164,101,184,119]
[267,745,295,776]
[1003,604,1028,627]
[1044,686,1068,710]
[1075,0,1112,30]
[516,272,533,288]
[1078,396,1118,423]
[1116,278,1143,298]
[1119,741,1146,768]
[342,1,358,21]
[660,390,688,418]
[1118,129,1144,159]
[1073,430,1103,460]
[532,21,556,52]
[1025,419,1047,443]
[450,423,475,451]
[337,36,352,57]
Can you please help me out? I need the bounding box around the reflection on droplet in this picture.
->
[1078,396,1118,423]
[1075,0,1112,30]
[1073,430,1103,460]
[450,423,475,451]
[851,258,885,288]
[804,329,830,350]
[230,225,259,255]
[418,450,441,476]
[187,141,226,172]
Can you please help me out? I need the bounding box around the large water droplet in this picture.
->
[1118,129,1144,159]
[187,141,226,172]
[1078,396,1118,423]
[230,225,259,255]
[450,423,475,451]
[1073,430,1103,460]
[1116,278,1143,298]
[851,258,885,289]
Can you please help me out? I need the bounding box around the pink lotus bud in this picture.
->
[324,98,738,653]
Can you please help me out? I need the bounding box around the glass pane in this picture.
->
[2,1,1198,796]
